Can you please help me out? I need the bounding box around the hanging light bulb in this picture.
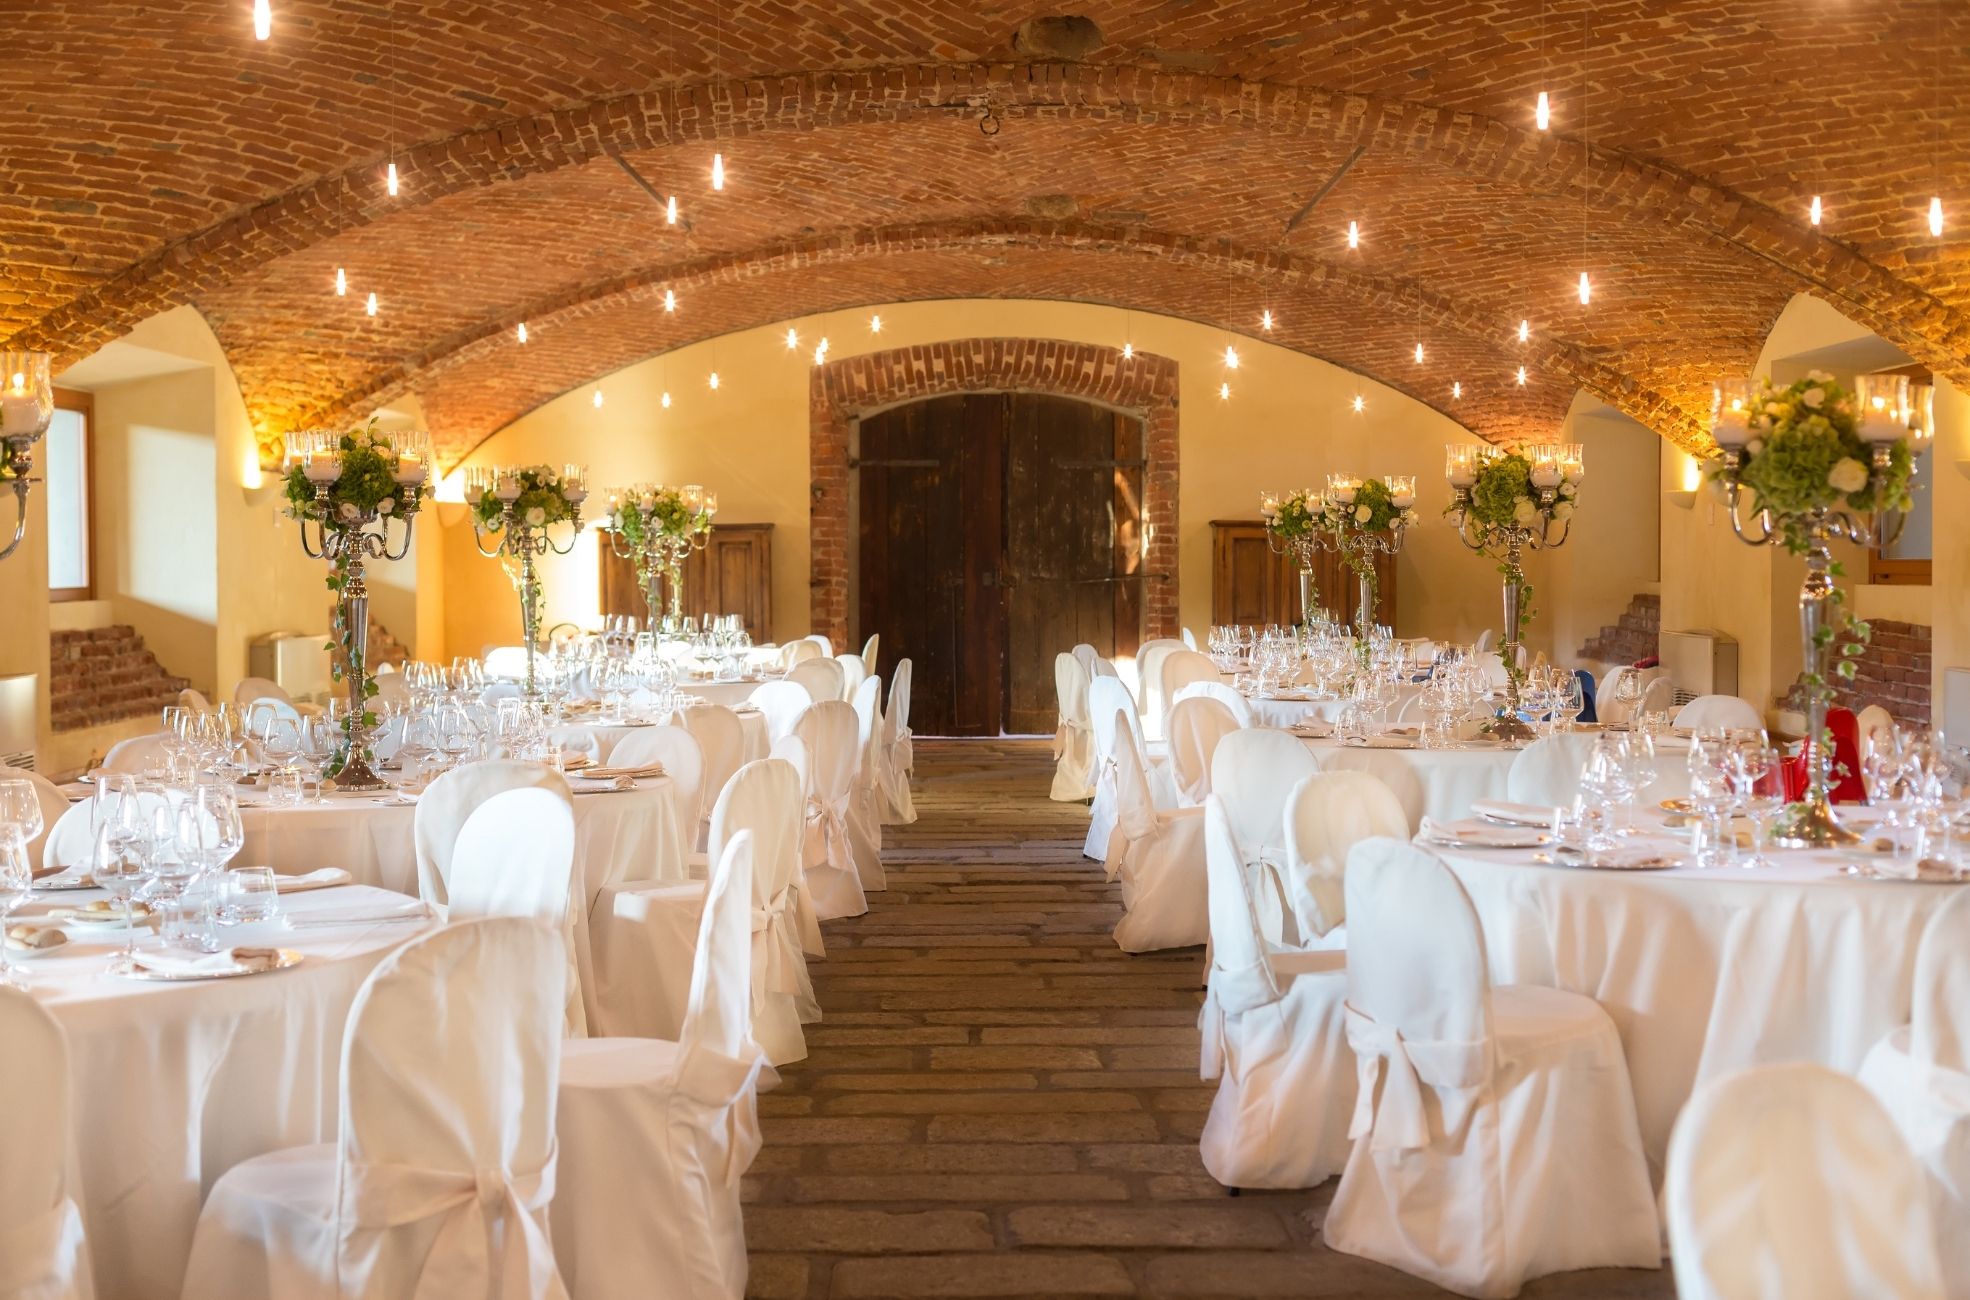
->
[592,389,604,409]
[252,0,271,40]
[663,289,676,313]
[365,291,378,317]
[1452,381,1463,399]
[813,344,828,365]
[1930,196,1945,238]
[1122,341,1134,360]
[665,195,679,224]
[711,153,725,190]
[1346,220,1360,250]
[1810,195,1823,226]
[661,391,672,409]
[870,315,883,333]
[1219,382,1231,400]
[709,371,720,390]
[1224,345,1239,370]
[1414,342,1426,364]
[818,336,830,357]
[1516,366,1528,386]
[1351,394,1365,413]
[1517,319,1530,344]
[785,327,799,350]
[516,322,528,343]
[1535,91,1550,131]
[1577,271,1591,305]
[1260,309,1274,331]
[385,161,399,197]
[334,267,347,296]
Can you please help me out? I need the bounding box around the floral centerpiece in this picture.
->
[604,482,717,621]
[470,464,582,534]
[1323,473,1419,641]
[468,463,588,696]
[1260,488,1328,622]
[1704,370,1922,845]
[281,421,429,786]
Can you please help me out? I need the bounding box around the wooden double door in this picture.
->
[858,393,1145,736]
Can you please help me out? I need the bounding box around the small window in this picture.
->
[45,388,92,600]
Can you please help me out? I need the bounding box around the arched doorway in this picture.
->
[856,391,1146,736]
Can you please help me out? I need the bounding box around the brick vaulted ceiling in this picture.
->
[7,2,1969,465]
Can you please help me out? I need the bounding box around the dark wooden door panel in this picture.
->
[598,522,774,642]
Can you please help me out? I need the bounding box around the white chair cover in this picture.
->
[1209,728,1322,946]
[1157,649,1220,717]
[1181,626,1199,651]
[413,760,573,915]
[1171,680,1257,728]
[99,733,167,776]
[1504,732,1602,808]
[769,734,809,791]
[1134,638,1187,741]
[1857,703,1897,761]
[835,653,868,702]
[1071,643,1100,678]
[1638,675,1675,718]
[0,988,94,1300]
[12,769,70,878]
[1472,629,1495,654]
[1281,770,1407,942]
[1858,889,1970,1297]
[1472,652,1511,688]
[1084,676,1175,860]
[1673,694,1764,732]
[860,634,880,675]
[41,789,172,874]
[450,788,586,1038]
[1051,652,1098,803]
[1107,733,1207,952]
[1670,1063,1944,1300]
[779,639,822,669]
[591,756,817,1062]
[845,675,888,894]
[792,701,868,921]
[232,675,290,711]
[879,657,918,825]
[800,633,834,658]
[483,645,531,680]
[1324,839,1659,1297]
[750,680,813,742]
[787,658,844,704]
[181,918,570,1300]
[1196,797,1353,1189]
[552,830,773,1300]
[1092,656,1120,679]
[245,697,304,735]
[679,705,747,851]
[608,725,705,833]
[178,687,212,715]
[1165,695,1240,807]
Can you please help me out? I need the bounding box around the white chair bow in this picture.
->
[338,1154,560,1300]
[1342,1006,1488,1154]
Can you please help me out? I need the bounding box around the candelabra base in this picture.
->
[1772,797,1862,849]
[333,751,390,793]
[1483,714,1538,744]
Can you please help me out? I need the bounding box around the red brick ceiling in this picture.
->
[7,2,1967,464]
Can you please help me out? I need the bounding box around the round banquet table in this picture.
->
[1243,688,1422,729]
[552,707,769,766]
[1434,822,1957,1171]
[20,883,439,1300]
[677,679,767,708]
[1299,736,1516,830]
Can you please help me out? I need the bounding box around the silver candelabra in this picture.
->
[470,467,588,697]
[0,352,54,564]
[601,484,717,623]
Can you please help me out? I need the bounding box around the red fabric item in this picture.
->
[1632,656,1660,669]
[1782,706,1867,804]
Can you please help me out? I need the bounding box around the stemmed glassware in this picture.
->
[94,809,155,962]
[0,777,41,987]
[1729,738,1783,869]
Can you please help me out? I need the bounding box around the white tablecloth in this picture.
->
[677,679,766,709]
[553,709,769,766]
[21,884,440,1300]
[1300,737,1516,830]
[1436,827,1959,1169]
[238,780,687,897]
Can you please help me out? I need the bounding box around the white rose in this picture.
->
[1354,505,1371,525]
[1512,499,1539,526]
[337,502,359,521]
[1553,501,1575,520]
[525,506,547,527]
[1827,457,1868,494]
[1802,387,1825,409]
[1746,438,1765,456]
[1807,368,1833,383]
[1765,402,1784,417]
[546,473,560,486]
[377,497,395,515]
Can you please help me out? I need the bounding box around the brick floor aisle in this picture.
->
[742,739,1673,1299]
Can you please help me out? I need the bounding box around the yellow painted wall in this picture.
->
[443,298,1662,663]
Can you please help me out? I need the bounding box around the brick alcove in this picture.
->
[808,338,1180,647]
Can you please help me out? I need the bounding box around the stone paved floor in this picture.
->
[743,739,1674,1299]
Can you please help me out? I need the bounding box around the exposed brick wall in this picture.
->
[810,337,1178,646]
[50,626,190,734]
[1786,619,1932,727]
[1579,593,1660,667]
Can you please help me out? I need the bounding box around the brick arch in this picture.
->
[315,217,1701,465]
[809,338,1179,647]
[18,60,1967,399]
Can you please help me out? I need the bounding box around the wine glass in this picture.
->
[1731,739,1783,869]
[0,824,28,987]
[94,821,155,961]
[0,777,46,880]
[262,715,301,773]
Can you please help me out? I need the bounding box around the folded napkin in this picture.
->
[1419,816,1550,849]
[558,754,594,771]
[132,946,286,976]
[1471,799,1562,828]
[274,867,352,894]
[583,762,664,781]
[1349,734,1417,750]
[287,901,431,928]
[1288,721,1333,739]
[571,775,638,793]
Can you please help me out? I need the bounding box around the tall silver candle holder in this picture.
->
[468,464,589,696]
[283,425,430,792]
[1445,442,1583,744]
[1322,472,1418,640]
[599,483,717,623]
[1260,489,1329,626]
[1705,371,1924,847]
[0,352,54,563]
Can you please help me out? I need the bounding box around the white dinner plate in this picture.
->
[112,948,304,981]
[1424,819,1554,850]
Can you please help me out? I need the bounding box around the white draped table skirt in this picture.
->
[1297,737,1516,831]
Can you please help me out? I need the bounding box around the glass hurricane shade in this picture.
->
[0,352,53,442]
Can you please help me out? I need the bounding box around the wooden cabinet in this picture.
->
[598,523,774,642]
[1208,521,1397,632]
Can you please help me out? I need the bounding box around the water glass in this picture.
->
[160,891,219,950]
[267,766,305,808]
[220,867,281,925]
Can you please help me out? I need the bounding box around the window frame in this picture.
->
[47,386,95,602]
